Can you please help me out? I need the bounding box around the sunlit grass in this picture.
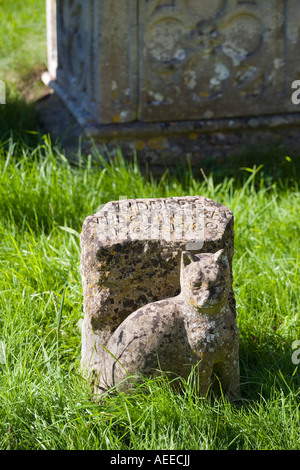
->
[0,138,299,450]
[0,0,46,80]
[0,0,299,450]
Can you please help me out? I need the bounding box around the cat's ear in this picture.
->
[214,249,226,264]
[182,251,198,266]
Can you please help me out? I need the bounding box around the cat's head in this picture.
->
[180,249,230,313]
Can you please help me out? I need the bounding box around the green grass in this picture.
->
[0,0,47,144]
[0,0,299,451]
[0,138,299,450]
[0,0,46,83]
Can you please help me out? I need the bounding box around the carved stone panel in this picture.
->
[54,0,138,124]
[55,1,96,119]
[46,1,300,128]
[138,0,289,122]
[96,0,138,124]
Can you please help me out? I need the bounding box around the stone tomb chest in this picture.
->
[44,0,300,171]
[46,0,299,125]
[80,196,235,374]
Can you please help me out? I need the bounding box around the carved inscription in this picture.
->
[95,197,230,250]
[97,198,204,244]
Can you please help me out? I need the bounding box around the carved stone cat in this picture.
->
[96,249,240,399]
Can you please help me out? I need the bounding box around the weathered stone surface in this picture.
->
[45,0,300,126]
[44,0,138,126]
[41,1,300,172]
[98,249,240,398]
[80,196,236,391]
[138,1,287,122]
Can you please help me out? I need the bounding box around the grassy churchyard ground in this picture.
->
[0,0,299,451]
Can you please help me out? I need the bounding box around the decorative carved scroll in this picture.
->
[139,0,286,121]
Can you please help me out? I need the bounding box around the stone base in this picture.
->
[36,90,300,176]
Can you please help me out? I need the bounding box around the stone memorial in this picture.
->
[80,196,240,398]
[42,0,300,172]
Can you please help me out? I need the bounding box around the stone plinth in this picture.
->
[41,1,300,171]
[80,196,235,376]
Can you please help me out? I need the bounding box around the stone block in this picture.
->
[80,196,237,395]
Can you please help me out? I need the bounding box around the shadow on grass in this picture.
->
[0,84,299,188]
[0,86,44,148]
[168,139,300,190]
[206,143,299,186]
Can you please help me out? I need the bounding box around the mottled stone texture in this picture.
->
[80,196,238,396]
[99,250,239,398]
[45,0,300,125]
